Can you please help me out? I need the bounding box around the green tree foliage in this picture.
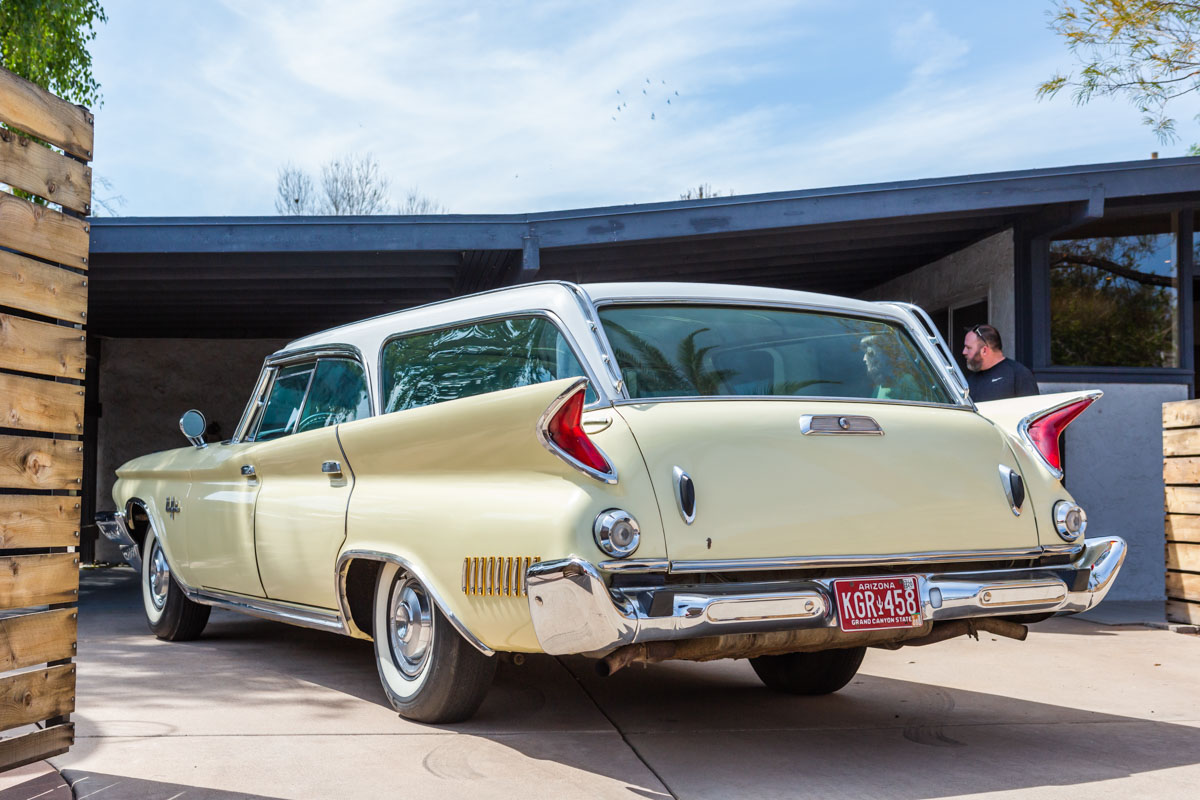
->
[1050,234,1178,366]
[0,0,106,107]
[1038,1,1200,141]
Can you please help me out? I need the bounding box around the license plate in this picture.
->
[833,576,923,631]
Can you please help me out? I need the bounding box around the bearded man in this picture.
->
[961,324,1039,402]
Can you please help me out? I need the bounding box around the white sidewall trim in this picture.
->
[373,562,435,701]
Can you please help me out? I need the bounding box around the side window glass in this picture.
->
[382,316,596,414]
[297,359,371,433]
[255,362,315,441]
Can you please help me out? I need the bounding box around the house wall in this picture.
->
[94,337,287,561]
[858,228,1015,345]
[1039,381,1185,604]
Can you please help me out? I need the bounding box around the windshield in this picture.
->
[598,304,952,404]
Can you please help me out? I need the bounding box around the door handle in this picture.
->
[321,461,343,477]
[241,465,256,478]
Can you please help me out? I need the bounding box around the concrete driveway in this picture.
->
[53,567,1200,799]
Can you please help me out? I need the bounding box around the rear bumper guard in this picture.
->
[526,536,1127,655]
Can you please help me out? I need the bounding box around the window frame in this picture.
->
[376,310,605,415]
[232,345,372,444]
[592,298,966,409]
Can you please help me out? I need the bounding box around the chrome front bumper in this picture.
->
[95,510,142,572]
[526,536,1127,655]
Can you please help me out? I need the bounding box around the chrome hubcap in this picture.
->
[149,541,170,611]
[388,576,433,678]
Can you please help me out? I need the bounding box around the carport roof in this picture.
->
[89,157,1200,338]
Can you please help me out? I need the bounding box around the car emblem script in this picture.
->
[165,496,181,519]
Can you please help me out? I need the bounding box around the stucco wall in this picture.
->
[858,228,1015,344]
[95,337,287,560]
[1038,381,1186,603]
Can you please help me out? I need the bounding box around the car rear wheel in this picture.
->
[372,562,496,723]
[749,646,866,695]
[142,526,210,641]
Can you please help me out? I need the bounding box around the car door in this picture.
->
[253,357,371,609]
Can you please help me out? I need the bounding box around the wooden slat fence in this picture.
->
[1163,399,1200,624]
[0,66,90,772]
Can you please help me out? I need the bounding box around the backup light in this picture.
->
[1054,501,1087,542]
[594,509,640,558]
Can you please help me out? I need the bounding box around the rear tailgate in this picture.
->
[616,399,1039,564]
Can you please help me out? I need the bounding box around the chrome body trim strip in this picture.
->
[1016,390,1103,480]
[335,549,496,656]
[798,414,884,435]
[95,510,141,573]
[666,545,1075,574]
[183,586,348,635]
[598,558,671,573]
[526,537,1127,656]
[534,378,619,484]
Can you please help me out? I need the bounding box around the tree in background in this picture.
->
[679,183,733,200]
[1038,1,1200,142]
[275,153,445,215]
[0,0,106,107]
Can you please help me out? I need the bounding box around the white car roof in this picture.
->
[281,281,898,357]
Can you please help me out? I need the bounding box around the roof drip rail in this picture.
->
[881,301,972,403]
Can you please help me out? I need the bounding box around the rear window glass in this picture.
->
[381,316,595,413]
[598,304,951,404]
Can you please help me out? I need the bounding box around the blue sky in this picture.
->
[88,0,1194,217]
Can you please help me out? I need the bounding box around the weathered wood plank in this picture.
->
[1164,486,1200,514]
[1166,514,1200,543]
[0,436,82,491]
[0,723,72,772]
[1166,570,1200,602]
[1163,456,1200,485]
[0,373,84,436]
[0,314,85,379]
[0,127,91,214]
[0,249,88,323]
[0,554,78,609]
[0,495,79,549]
[1166,541,1200,573]
[1163,427,1200,457]
[1163,400,1200,429]
[0,609,76,672]
[0,67,92,159]
[1166,599,1200,625]
[0,192,89,269]
[0,664,74,733]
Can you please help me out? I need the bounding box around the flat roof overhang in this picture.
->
[88,157,1200,338]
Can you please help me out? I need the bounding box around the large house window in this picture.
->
[1050,215,1179,368]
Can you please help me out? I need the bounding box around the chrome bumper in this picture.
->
[526,536,1127,655]
[95,510,141,572]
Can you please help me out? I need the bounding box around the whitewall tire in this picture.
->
[141,525,210,641]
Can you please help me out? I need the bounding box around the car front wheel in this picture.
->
[372,562,496,723]
[749,646,866,695]
[141,526,210,641]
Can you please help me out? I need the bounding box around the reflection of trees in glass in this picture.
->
[1050,234,1178,367]
[605,323,734,396]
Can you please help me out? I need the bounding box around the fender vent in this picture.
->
[462,556,541,597]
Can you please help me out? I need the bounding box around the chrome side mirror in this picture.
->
[180,409,208,448]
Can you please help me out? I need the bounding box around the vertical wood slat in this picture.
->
[0,664,75,732]
[0,313,86,379]
[0,250,88,323]
[0,495,80,549]
[0,436,83,491]
[0,373,84,436]
[0,610,77,672]
[0,554,79,609]
[0,723,73,773]
[0,67,93,159]
[1164,399,1200,624]
[0,192,89,269]
[0,127,91,214]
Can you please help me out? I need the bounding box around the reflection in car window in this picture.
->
[598,305,950,404]
[256,362,315,441]
[381,316,595,413]
[297,359,371,433]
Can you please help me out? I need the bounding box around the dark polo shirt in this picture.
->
[967,358,1039,402]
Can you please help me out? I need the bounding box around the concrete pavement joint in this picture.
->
[553,656,679,800]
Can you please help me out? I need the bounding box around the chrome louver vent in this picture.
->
[462,556,541,597]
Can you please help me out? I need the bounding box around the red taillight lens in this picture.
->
[544,387,613,476]
[1027,398,1095,473]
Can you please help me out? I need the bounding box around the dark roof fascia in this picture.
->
[90,157,1200,255]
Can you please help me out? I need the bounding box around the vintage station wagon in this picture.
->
[97,282,1126,722]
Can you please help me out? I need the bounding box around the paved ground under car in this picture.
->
[51,567,1200,800]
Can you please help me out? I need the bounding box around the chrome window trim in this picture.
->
[250,361,318,442]
[880,301,973,406]
[666,544,1084,574]
[591,297,966,409]
[335,549,495,656]
[565,283,628,397]
[375,309,612,415]
[1016,390,1103,480]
